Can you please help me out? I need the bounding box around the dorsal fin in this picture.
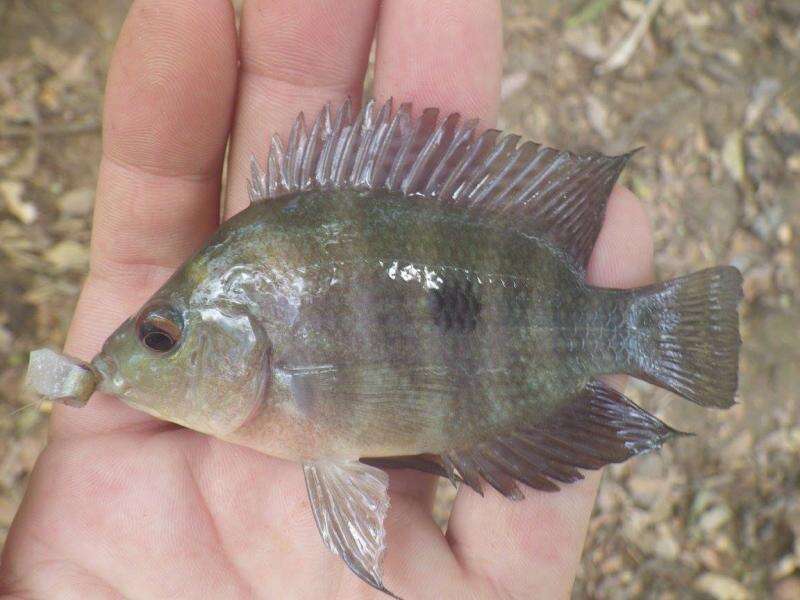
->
[248,98,636,269]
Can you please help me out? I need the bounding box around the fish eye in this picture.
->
[135,304,183,354]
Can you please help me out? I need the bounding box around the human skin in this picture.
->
[0,1,654,598]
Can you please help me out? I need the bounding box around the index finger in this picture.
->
[223,0,380,218]
[54,0,238,437]
[373,0,503,123]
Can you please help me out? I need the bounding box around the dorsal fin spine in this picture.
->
[433,118,480,201]
[401,117,444,195]
[284,113,302,189]
[387,106,435,191]
[249,154,264,202]
[361,122,387,189]
[491,141,540,210]
[420,112,460,194]
[349,99,376,187]
[316,100,346,186]
[271,134,287,190]
[360,100,393,188]
[294,114,308,188]
[469,134,522,206]
[370,100,407,189]
[404,108,445,195]
[446,128,500,203]
[423,114,470,198]
[267,138,281,197]
[464,131,507,203]
[334,109,363,187]
[300,110,322,190]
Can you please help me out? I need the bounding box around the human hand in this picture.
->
[0,1,653,598]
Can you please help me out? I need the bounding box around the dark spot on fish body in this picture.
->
[428,276,482,333]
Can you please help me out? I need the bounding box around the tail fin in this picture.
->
[629,267,743,408]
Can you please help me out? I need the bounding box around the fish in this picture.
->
[26,98,743,597]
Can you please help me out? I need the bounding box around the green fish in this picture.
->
[27,98,742,596]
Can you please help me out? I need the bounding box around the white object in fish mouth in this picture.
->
[25,348,97,407]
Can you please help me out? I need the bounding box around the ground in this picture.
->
[0,1,798,598]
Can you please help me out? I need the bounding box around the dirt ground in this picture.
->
[1,1,798,598]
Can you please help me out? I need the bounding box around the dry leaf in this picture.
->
[0,180,37,224]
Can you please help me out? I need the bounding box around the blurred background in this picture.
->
[0,1,798,598]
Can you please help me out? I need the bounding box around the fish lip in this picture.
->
[91,354,116,381]
[90,353,132,398]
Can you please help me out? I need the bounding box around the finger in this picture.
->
[446,187,655,599]
[54,0,238,437]
[224,0,379,218]
[586,186,654,288]
[368,0,504,593]
[373,0,503,122]
[380,488,467,599]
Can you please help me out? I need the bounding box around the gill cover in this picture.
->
[184,303,271,435]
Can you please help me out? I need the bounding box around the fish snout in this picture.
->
[91,353,130,394]
[91,353,117,381]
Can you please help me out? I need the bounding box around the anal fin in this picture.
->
[442,380,684,500]
[303,460,399,597]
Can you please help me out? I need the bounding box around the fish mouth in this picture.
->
[90,353,132,398]
[91,354,116,381]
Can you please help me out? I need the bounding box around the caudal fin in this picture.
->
[629,267,743,408]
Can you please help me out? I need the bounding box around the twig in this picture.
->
[505,16,546,32]
[0,119,100,139]
[596,0,665,74]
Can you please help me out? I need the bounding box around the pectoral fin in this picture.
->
[303,460,397,597]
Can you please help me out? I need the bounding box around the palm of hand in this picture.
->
[14,427,456,597]
[0,1,654,598]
